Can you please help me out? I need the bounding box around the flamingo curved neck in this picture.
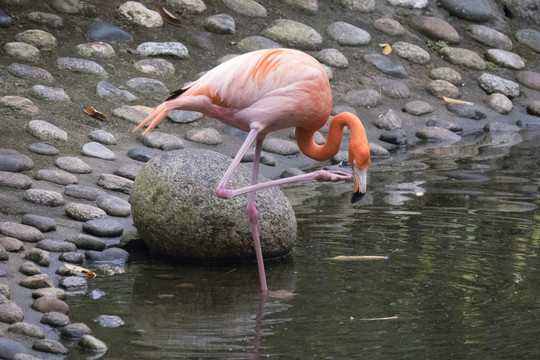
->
[295,112,366,162]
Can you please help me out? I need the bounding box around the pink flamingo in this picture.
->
[133,48,370,292]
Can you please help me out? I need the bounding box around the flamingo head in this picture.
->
[349,140,370,204]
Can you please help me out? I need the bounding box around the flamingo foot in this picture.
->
[313,169,353,182]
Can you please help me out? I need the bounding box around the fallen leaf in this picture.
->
[156,6,182,27]
[442,96,474,105]
[268,290,295,299]
[175,283,194,288]
[379,43,392,55]
[358,316,398,321]
[330,255,389,261]
[64,263,96,278]
[83,105,107,121]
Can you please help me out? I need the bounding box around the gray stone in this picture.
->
[78,335,108,352]
[7,63,54,84]
[24,249,50,267]
[429,67,462,86]
[26,120,68,141]
[88,21,133,41]
[0,171,32,190]
[261,138,299,155]
[85,247,129,263]
[137,42,189,58]
[14,354,44,360]
[82,142,116,160]
[0,284,10,298]
[0,294,24,324]
[4,42,40,62]
[126,77,168,95]
[344,89,381,107]
[427,80,461,99]
[114,163,141,180]
[404,100,434,115]
[241,151,276,166]
[439,0,493,22]
[483,122,520,133]
[40,311,70,327]
[370,143,390,158]
[8,322,45,338]
[57,57,107,77]
[97,174,134,194]
[478,73,520,97]
[0,222,43,242]
[32,287,66,300]
[466,25,513,50]
[32,338,68,355]
[221,0,267,17]
[134,59,175,77]
[32,296,69,314]
[89,129,117,145]
[75,42,116,58]
[141,131,184,151]
[446,103,486,120]
[27,11,64,28]
[516,29,540,53]
[59,276,88,292]
[440,47,486,70]
[387,0,427,7]
[327,21,371,46]
[35,169,78,185]
[119,1,163,27]
[374,18,406,36]
[0,236,24,252]
[23,189,65,207]
[55,157,93,174]
[416,126,462,142]
[30,85,70,101]
[0,95,39,116]
[363,52,407,78]
[19,274,53,289]
[185,128,223,145]
[409,15,459,44]
[0,9,12,28]
[0,151,34,172]
[36,239,77,252]
[315,48,348,68]
[96,81,137,102]
[21,214,56,232]
[65,203,107,221]
[205,14,235,34]
[168,110,203,123]
[0,338,25,360]
[20,261,41,275]
[237,36,281,52]
[96,195,131,217]
[131,149,296,260]
[65,235,105,252]
[83,219,124,237]
[527,101,540,116]
[64,184,106,201]
[59,251,85,264]
[28,142,59,156]
[113,105,152,125]
[379,129,407,145]
[486,49,525,69]
[15,29,57,50]
[166,0,207,14]
[487,93,513,114]
[427,119,463,133]
[94,314,124,327]
[516,71,540,90]
[50,0,85,13]
[262,19,323,50]
[127,147,153,162]
[373,109,402,130]
[369,76,410,99]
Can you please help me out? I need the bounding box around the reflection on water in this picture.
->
[67,130,539,359]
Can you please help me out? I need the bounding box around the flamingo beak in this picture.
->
[351,168,367,204]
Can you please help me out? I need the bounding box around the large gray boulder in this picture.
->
[131,149,296,260]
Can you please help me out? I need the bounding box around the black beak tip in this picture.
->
[351,191,365,204]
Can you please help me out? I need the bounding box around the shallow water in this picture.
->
[67,129,539,359]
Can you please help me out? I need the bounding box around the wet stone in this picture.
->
[262,19,323,51]
[439,0,493,22]
[96,195,131,217]
[427,80,460,99]
[66,234,106,251]
[127,147,153,162]
[7,63,54,84]
[478,73,520,98]
[370,77,410,99]
[0,9,12,27]
[64,184,106,201]
[88,21,133,41]
[0,237,24,252]
[0,338,25,360]
[14,352,44,360]
[85,247,129,262]
[261,138,299,155]
[56,57,107,77]
[15,29,57,50]
[134,58,175,77]
[94,314,124,327]
[205,14,235,34]
[119,1,163,28]
[0,95,39,116]
[484,122,520,133]
[429,67,462,86]
[20,261,41,275]
[527,101,540,116]
[404,100,434,115]
[37,239,77,252]
[32,287,66,300]
[374,18,406,36]
[516,71,540,90]
[168,110,203,123]
[369,143,391,158]
[23,188,65,206]
[97,174,134,194]
[0,171,32,189]
[89,129,117,145]
[345,89,381,108]
[19,274,53,289]
[137,41,189,58]
[373,109,402,130]
[75,42,116,58]
[487,93,513,114]
[82,142,115,160]
[363,52,407,78]
[62,322,92,339]
[237,36,281,52]
[96,81,137,102]
[440,47,485,70]
[416,126,462,142]
[242,151,276,166]
[4,42,41,62]
[114,162,141,180]
[55,156,92,174]
[8,322,45,338]
[141,131,184,151]
[486,49,525,70]
[0,222,44,242]
[28,142,60,156]
[427,119,462,134]
[446,104,486,120]
[185,128,223,145]
[65,203,107,221]
[32,296,69,314]
[0,294,24,324]
[466,25,513,51]
[35,169,77,185]
[222,0,267,17]
[40,312,70,327]
[126,77,168,94]
[409,15,459,44]
[59,251,85,264]
[392,42,430,64]
[379,129,407,145]
[32,338,68,355]
[21,214,56,232]
[78,335,108,352]
[315,48,348,68]
[83,219,124,237]
[27,11,64,28]
[24,249,50,267]
[327,21,371,46]
[59,276,88,292]
[515,29,540,53]
[26,120,68,141]
[51,0,85,13]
